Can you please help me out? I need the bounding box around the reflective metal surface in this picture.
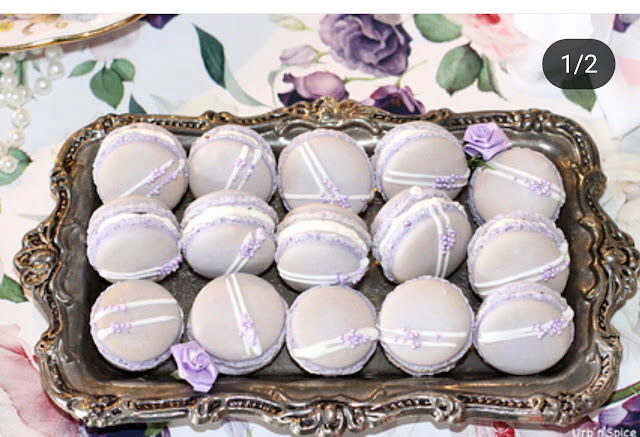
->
[15,98,639,436]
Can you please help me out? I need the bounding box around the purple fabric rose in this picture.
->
[280,44,317,68]
[362,85,425,115]
[278,72,348,106]
[171,342,218,393]
[462,122,512,160]
[319,14,411,77]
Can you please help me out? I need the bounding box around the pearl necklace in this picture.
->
[0,46,64,174]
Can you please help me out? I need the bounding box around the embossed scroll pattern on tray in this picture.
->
[15,98,639,436]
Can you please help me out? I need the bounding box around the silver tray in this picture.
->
[15,98,639,436]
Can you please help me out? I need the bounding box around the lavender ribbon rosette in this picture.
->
[171,342,219,392]
[463,122,512,160]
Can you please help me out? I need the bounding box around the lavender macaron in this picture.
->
[467,211,570,299]
[286,285,378,376]
[188,273,287,375]
[180,190,277,279]
[90,280,184,371]
[468,147,566,224]
[378,276,474,375]
[278,129,374,213]
[87,196,182,283]
[187,125,277,200]
[371,186,472,283]
[275,203,371,291]
[373,121,469,201]
[474,282,574,375]
[92,122,188,209]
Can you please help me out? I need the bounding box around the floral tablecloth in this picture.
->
[0,13,639,437]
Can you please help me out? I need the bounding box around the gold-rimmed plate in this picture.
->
[0,14,144,52]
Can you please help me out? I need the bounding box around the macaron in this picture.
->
[286,285,378,376]
[90,280,184,371]
[467,211,570,299]
[180,190,277,279]
[371,186,472,283]
[86,196,182,283]
[474,282,574,375]
[278,129,374,213]
[468,147,565,224]
[188,273,287,375]
[373,121,469,201]
[92,122,188,209]
[275,203,371,292]
[187,124,277,200]
[378,276,474,375]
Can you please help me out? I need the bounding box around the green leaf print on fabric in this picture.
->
[69,60,97,77]
[111,58,136,82]
[90,67,124,109]
[414,14,462,42]
[0,276,26,303]
[436,44,483,95]
[0,148,31,187]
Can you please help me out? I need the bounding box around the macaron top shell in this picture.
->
[467,210,570,298]
[181,189,278,243]
[188,273,287,374]
[278,129,374,213]
[287,285,378,375]
[469,147,565,224]
[188,124,277,200]
[378,276,474,375]
[372,186,472,283]
[92,122,188,209]
[90,280,183,371]
[87,196,182,283]
[180,190,278,279]
[474,282,574,375]
[373,121,469,201]
[275,204,371,291]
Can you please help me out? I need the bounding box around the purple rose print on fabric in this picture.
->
[462,122,512,160]
[170,342,218,393]
[362,85,425,115]
[599,394,640,433]
[278,72,348,106]
[614,14,640,32]
[319,14,412,77]
[280,44,317,68]
[144,15,177,29]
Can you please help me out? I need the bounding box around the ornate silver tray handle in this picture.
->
[15,98,639,436]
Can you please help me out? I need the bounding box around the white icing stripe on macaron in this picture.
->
[182,205,275,237]
[292,327,379,360]
[223,147,263,191]
[278,258,369,286]
[379,195,462,275]
[383,168,470,189]
[278,219,369,253]
[225,274,263,358]
[93,298,179,321]
[477,307,574,345]
[474,242,570,296]
[96,315,180,341]
[379,327,467,349]
[198,129,275,166]
[483,161,565,202]
[118,158,186,198]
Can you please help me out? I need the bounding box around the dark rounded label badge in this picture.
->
[543,39,615,89]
